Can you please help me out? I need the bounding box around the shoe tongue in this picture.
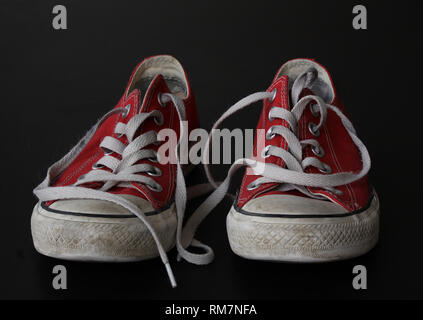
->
[273,59,335,106]
[124,55,188,114]
[290,68,318,105]
[270,68,319,110]
[126,74,168,114]
[127,73,188,114]
[273,69,330,110]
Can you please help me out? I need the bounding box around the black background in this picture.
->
[1,0,422,299]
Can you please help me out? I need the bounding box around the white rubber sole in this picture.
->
[31,202,177,262]
[31,163,196,262]
[227,194,380,262]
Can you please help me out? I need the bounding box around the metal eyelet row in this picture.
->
[147,93,166,192]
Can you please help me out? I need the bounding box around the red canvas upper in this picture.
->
[49,56,198,210]
[238,59,370,212]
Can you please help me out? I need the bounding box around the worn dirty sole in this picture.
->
[31,202,176,262]
[226,194,379,262]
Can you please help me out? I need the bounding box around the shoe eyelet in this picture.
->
[154,114,164,126]
[148,151,160,163]
[149,157,159,163]
[312,145,325,157]
[268,107,276,122]
[147,183,162,192]
[319,164,332,174]
[247,181,260,191]
[122,104,131,119]
[308,122,320,137]
[310,104,320,118]
[158,93,166,107]
[268,88,277,103]
[261,145,271,158]
[266,126,276,140]
[332,188,344,196]
[92,163,105,170]
[147,167,162,177]
[101,147,113,155]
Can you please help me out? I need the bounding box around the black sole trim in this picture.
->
[40,200,173,219]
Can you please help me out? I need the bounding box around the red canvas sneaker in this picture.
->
[32,55,200,287]
[182,58,379,263]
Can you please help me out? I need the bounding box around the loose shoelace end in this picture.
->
[165,262,177,288]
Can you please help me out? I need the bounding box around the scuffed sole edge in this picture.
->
[31,202,176,262]
[226,194,380,262]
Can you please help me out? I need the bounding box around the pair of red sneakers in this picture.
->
[32,55,379,287]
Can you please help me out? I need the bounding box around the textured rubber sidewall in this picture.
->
[226,195,380,262]
[31,202,177,262]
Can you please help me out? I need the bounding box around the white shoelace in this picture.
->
[178,68,371,265]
